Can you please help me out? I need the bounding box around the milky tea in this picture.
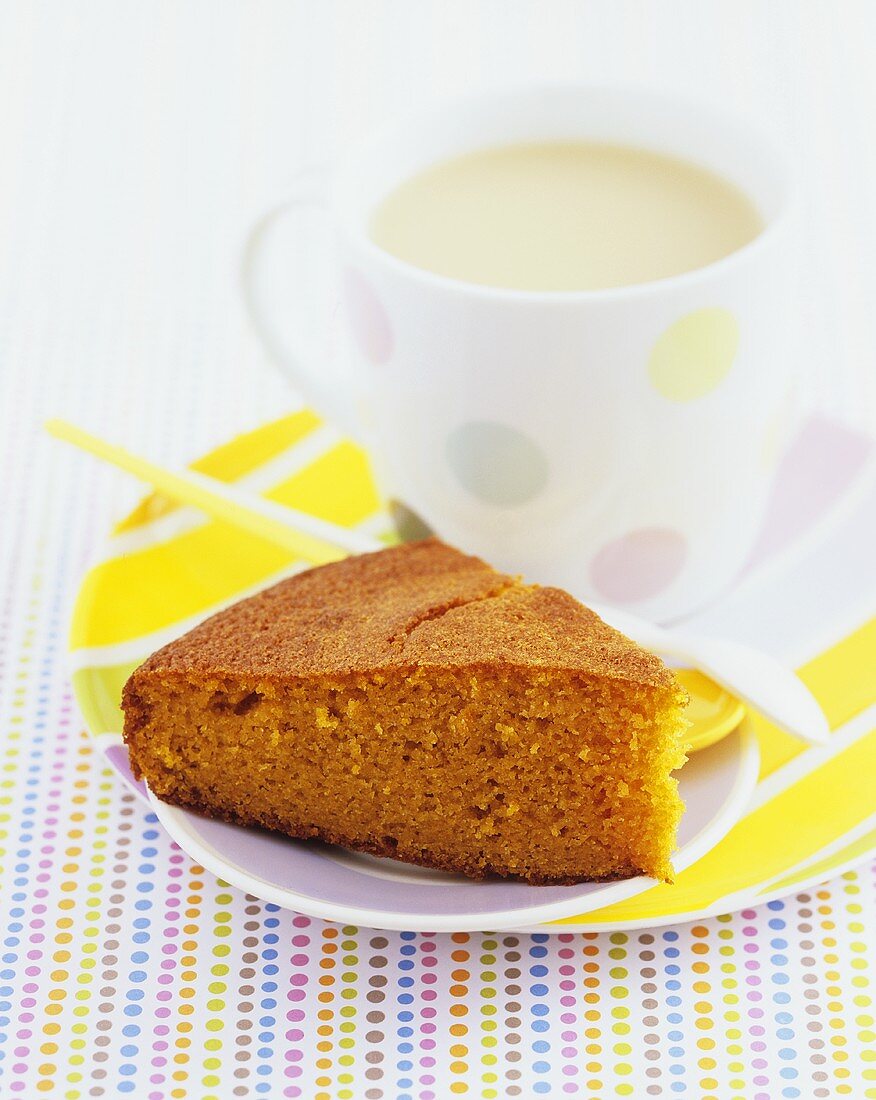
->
[370,141,763,291]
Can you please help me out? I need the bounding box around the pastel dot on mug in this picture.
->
[648,307,739,401]
[590,527,688,603]
[343,268,394,365]
[445,421,549,506]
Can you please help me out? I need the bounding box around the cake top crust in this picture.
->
[134,538,673,688]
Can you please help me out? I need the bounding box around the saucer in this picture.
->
[69,410,874,930]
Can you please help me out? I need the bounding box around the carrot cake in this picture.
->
[122,538,688,884]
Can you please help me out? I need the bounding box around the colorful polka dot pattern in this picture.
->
[3,422,875,1096]
[340,285,743,598]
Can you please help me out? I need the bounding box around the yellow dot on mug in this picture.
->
[648,308,739,401]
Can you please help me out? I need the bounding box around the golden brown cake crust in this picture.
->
[132,537,672,688]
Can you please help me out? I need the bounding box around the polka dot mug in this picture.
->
[242,85,795,621]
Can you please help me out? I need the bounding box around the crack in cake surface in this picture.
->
[387,575,520,647]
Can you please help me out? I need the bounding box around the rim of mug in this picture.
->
[334,81,796,303]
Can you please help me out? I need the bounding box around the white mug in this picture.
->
[242,85,795,622]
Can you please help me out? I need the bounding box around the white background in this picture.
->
[1,0,875,521]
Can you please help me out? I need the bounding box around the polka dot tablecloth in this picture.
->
[2,750,875,1100]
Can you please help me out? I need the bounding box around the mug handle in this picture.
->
[241,174,359,436]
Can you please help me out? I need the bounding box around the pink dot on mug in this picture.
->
[590,527,688,603]
[343,268,394,365]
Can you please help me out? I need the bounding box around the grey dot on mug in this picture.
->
[445,421,549,506]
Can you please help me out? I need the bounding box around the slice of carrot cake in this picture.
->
[122,538,687,884]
